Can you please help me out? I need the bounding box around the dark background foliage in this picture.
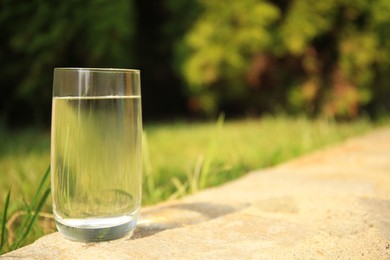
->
[0,0,389,127]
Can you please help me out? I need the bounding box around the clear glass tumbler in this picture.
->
[51,68,142,242]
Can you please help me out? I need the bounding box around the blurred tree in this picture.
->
[177,0,280,116]
[178,0,390,119]
[1,0,389,125]
[0,0,135,126]
[284,0,390,119]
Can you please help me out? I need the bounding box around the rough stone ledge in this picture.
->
[3,127,390,259]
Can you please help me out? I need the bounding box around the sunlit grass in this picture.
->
[142,116,377,203]
[0,115,383,253]
[0,167,51,254]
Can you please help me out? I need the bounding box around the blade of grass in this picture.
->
[0,188,11,252]
[188,154,204,193]
[199,113,225,189]
[30,166,50,209]
[11,166,51,250]
[11,188,51,250]
[169,177,188,200]
[143,132,156,199]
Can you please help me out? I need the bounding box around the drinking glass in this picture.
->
[51,68,142,242]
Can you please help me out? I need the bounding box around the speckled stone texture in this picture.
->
[3,127,390,259]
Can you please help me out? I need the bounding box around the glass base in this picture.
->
[55,214,138,242]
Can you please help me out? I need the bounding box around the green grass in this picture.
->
[0,116,384,253]
[0,167,50,253]
[142,116,378,203]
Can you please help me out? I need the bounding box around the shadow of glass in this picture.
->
[131,202,242,240]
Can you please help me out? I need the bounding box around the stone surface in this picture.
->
[3,127,390,259]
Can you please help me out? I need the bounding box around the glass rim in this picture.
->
[54,67,140,73]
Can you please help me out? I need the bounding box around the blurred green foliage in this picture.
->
[0,0,389,125]
[0,0,135,125]
[179,0,390,119]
